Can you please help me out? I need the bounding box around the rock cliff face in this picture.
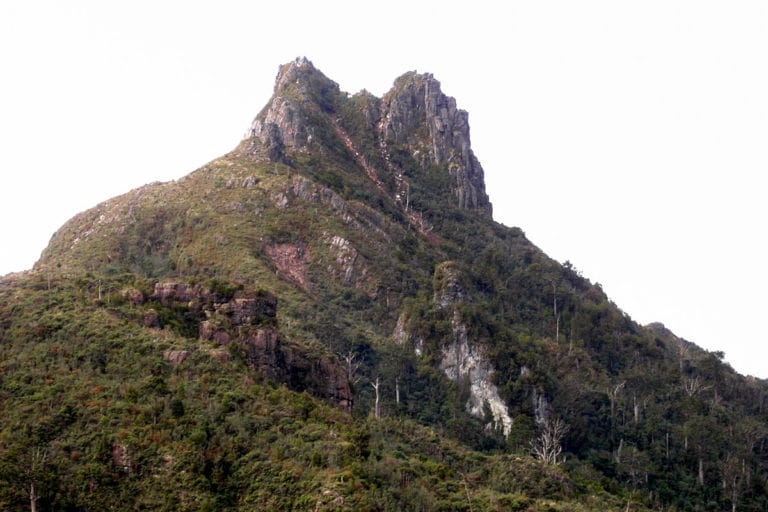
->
[238,328,353,412]
[381,72,491,212]
[148,280,352,410]
[248,57,491,215]
[440,310,513,436]
[398,261,513,436]
[248,57,337,155]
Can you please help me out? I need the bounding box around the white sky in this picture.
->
[1,1,766,378]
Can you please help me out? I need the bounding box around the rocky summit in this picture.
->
[1,58,768,511]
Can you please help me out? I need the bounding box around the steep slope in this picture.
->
[2,57,768,511]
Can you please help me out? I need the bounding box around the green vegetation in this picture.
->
[2,61,767,511]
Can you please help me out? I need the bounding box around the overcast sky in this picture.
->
[1,1,766,378]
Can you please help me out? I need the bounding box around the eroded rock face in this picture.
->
[247,58,491,215]
[224,296,277,325]
[184,283,352,411]
[199,290,278,344]
[143,309,160,329]
[264,243,311,290]
[404,261,513,436]
[163,350,189,364]
[328,235,362,285]
[239,328,352,412]
[250,96,308,151]
[433,261,466,308]
[248,57,334,159]
[381,72,491,213]
[393,313,425,356]
[440,310,513,437]
[151,282,210,307]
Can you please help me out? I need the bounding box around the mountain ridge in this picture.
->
[2,57,767,511]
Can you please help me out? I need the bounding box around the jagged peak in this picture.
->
[247,58,341,164]
[248,58,491,215]
[388,70,439,95]
[272,56,340,98]
[277,56,316,78]
[381,70,490,213]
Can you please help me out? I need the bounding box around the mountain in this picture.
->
[2,57,767,511]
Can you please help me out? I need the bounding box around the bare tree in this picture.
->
[371,376,381,419]
[340,350,361,385]
[531,417,569,466]
[722,454,745,512]
[682,376,711,398]
[608,381,626,424]
[550,280,561,343]
[26,446,47,512]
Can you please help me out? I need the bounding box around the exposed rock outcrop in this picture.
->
[433,261,467,308]
[151,282,210,307]
[434,262,512,435]
[382,72,491,213]
[223,328,352,411]
[221,295,278,325]
[247,57,491,217]
[393,313,425,356]
[327,235,367,287]
[264,243,311,290]
[441,309,513,436]
[163,350,189,364]
[248,57,334,158]
[190,284,352,411]
[395,261,513,436]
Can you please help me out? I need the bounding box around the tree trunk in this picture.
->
[698,457,704,486]
[371,377,380,419]
[552,283,559,343]
[633,394,639,424]
[30,481,37,512]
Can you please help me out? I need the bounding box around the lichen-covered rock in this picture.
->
[242,175,260,189]
[328,235,359,285]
